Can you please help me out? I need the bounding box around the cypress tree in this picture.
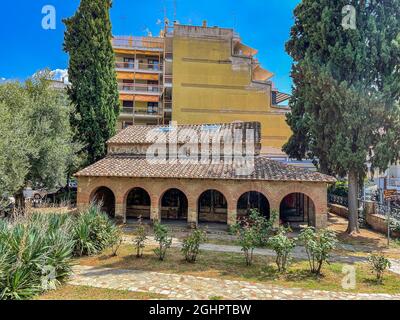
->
[284,0,400,233]
[63,0,120,165]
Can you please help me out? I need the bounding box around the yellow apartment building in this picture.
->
[112,21,291,155]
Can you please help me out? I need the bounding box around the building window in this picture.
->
[148,59,159,70]
[123,57,135,69]
[147,102,158,114]
[147,81,158,92]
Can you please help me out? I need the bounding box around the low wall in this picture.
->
[328,203,348,218]
[329,201,399,238]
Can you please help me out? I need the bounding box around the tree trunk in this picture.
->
[347,169,360,234]
[14,189,25,210]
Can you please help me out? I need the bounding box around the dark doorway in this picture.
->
[161,189,188,220]
[91,187,115,218]
[280,193,315,226]
[198,190,227,223]
[237,191,270,219]
[126,188,151,219]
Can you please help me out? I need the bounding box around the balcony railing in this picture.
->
[120,107,161,117]
[112,36,164,51]
[115,62,163,71]
[118,83,162,94]
[121,107,134,114]
[388,178,400,188]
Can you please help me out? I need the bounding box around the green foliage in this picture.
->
[368,253,391,284]
[298,227,337,275]
[0,72,79,207]
[73,204,120,256]
[328,181,348,197]
[133,217,148,258]
[63,0,120,164]
[0,204,120,300]
[181,229,207,263]
[267,227,296,273]
[0,213,74,300]
[232,209,277,266]
[153,222,172,261]
[284,0,400,232]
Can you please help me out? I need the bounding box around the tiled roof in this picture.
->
[108,122,261,145]
[75,155,335,183]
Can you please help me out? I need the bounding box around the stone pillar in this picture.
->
[314,213,327,229]
[227,199,237,227]
[150,205,160,223]
[187,207,198,229]
[115,202,126,225]
[269,203,280,228]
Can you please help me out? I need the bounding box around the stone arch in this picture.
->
[125,187,151,220]
[160,188,188,221]
[90,186,116,218]
[197,189,228,224]
[237,191,270,220]
[279,192,316,227]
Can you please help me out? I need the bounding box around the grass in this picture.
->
[36,285,166,300]
[77,244,400,295]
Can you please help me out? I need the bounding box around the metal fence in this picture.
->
[328,194,348,207]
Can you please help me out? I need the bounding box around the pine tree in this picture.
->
[63,0,119,165]
[284,0,400,233]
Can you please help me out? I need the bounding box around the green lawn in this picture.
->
[77,244,400,295]
[36,285,166,300]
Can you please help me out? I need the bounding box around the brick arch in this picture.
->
[236,190,271,219]
[89,185,116,218]
[122,186,152,206]
[231,184,276,208]
[197,188,229,224]
[89,184,118,202]
[276,184,322,212]
[158,186,190,207]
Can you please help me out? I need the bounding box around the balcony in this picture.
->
[118,83,162,95]
[112,36,164,52]
[115,62,163,73]
[120,107,162,118]
[388,178,400,190]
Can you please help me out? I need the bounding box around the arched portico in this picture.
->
[125,187,151,220]
[160,188,188,221]
[198,189,228,224]
[279,192,316,227]
[90,186,116,218]
[237,191,270,220]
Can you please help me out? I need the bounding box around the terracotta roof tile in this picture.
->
[108,122,261,145]
[75,155,336,183]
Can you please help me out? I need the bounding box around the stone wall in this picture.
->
[328,203,349,218]
[77,176,329,229]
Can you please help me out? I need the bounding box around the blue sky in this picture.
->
[0,0,299,93]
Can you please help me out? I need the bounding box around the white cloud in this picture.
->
[50,69,68,82]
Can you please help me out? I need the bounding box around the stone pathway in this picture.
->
[70,265,400,300]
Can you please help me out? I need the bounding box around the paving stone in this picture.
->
[70,265,400,300]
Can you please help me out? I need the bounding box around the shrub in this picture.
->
[181,229,207,263]
[0,205,120,300]
[232,209,277,248]
[133,217,147,258]
[267,227,296,273]
[0,213,74,300]
[73,204,119,256]
[232,209,277,266]
[153,222,172,261]
[368,253,391,283]
[298,227,337,275]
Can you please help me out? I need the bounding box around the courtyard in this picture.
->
[36,212,400,300]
